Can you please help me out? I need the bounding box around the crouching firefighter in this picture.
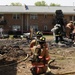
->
[29,36,51,75]
[29,31,43,56]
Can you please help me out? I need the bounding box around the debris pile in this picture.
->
[0,39,28,65]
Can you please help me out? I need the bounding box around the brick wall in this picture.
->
[1,13,71,33]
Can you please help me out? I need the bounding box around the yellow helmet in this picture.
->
[36,31,43,37]
[39,36,46,43]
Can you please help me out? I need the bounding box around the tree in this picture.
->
[10,2,22,6]
[50,3,60,6]
[35,1,47,6]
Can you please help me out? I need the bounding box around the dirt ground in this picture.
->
[0,36,75,75]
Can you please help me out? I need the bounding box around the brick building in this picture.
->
[0,5,75,34]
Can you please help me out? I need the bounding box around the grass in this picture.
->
[44,35,53,40]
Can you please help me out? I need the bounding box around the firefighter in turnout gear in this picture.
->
[66,21,74,39]
[30,36,50,75]
[30,31,43,55]
[52,24,64,43]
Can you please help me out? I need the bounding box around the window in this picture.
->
[44,14,47,18]
[74,16,75,20]
[69,16,72,21]
[44,25,47,30]
[12,25,20,31]
[69,16,75,21]
[0,15,4,21]
[30,14,38,19]
[30,25,38,31]
[13,14,20,19]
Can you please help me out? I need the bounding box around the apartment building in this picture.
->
[0,5,75,34]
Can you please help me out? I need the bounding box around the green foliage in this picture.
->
[35,1,47,6]
[35,1,61,6]
[10,2,22,6]
[50,3,60,6]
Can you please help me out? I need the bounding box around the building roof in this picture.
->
[0,5,75,14]
[0,5,25,13]
[25,6,75,14]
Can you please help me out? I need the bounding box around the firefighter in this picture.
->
[54,24,64,44]
[51,24,62,43]
[66,21,74,39]
[72,22,75,44]
[30,31,43,55]
[30,36,50,75]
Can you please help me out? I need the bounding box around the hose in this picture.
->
[55,71,75,75]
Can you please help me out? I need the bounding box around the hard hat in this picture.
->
[36,31,43,37]
[39,36,46,43]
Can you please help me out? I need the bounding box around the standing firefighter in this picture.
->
[52,10,67,44]
[30,36,51,75]
[51,24,64,43]
[66,21,74,39]
[72,22,75,44]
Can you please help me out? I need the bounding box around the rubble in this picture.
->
[0,38,75,75]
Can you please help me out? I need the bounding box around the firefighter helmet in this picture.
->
[36,31,43,37]
[39,36,46,43]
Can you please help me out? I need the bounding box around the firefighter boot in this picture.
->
[30,67,39,75]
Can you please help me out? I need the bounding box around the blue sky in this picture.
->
[0,0,75,6]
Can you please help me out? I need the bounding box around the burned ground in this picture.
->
[0,38,75,75]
